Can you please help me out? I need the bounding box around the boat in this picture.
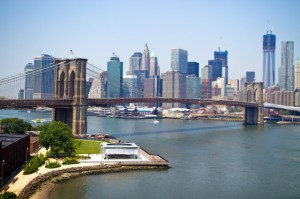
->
[153,120,159,124]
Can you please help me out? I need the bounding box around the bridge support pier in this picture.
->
[243,82,264,125]
[53,58,88,135]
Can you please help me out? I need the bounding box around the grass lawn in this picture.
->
[75,139,102,154]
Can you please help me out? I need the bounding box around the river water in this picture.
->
[1,110,300,199]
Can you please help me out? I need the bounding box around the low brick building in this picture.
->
[0,134,30,183]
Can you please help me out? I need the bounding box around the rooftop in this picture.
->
[0,134,28,148]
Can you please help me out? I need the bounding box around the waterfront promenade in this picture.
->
[6,148,168,199]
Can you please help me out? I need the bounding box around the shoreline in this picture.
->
[19,164,169,199]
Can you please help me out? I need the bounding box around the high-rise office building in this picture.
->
[86,78,94,97]
[88,76,103,98]
[246,71,255,83]
[162,71,186,108]
[214,50,228,85]
[229,79,239,95]
[240,77,246,90]
[123,75,137,98]
[24,63,34,99]
[141,44,150,72]
[263,32,276,88]
[128,52,142,75]
[186,75,201,98]
[150,51,159,77]
[33,54,56,99]
[187,62,199,77]
[295,58,300,90]
[201,65,212,99]
[18,89,24,99]
[133,70,149,98]
[208,60,222,81]
[171,49,188,74]
[279,41,294,91]
[107,53,123,98]
[143,76,162,107]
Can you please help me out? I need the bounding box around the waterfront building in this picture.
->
[214,50,228,85]
[187,62,199,77]
[263,32,276,88]
[186,75,201,99]
[279,41,294,91]
[162,71,186,108]
[107,53,123,98]
[229,79,239,95]
[201,65,212,99]
[101,143,140,159]
[295,58,300,90]
[33,54,56,99]
[208,59,222,81]
[18,89,24,99]
[24,63,34,99]
[150,51,159,77]
[123,75,137,98]
[246,71,255,83]
[141,44,150,72]
[171,49,188,74]
[128,52,142,75]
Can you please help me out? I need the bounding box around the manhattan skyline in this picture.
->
[0,0,300,82]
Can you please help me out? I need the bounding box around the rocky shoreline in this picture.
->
[19,164,169,199]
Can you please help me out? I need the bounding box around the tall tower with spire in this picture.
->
[141,43,150,72]
[263,31,276,88]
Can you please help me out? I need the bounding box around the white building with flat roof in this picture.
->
[101,143,140,159]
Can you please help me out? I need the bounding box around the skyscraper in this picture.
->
[150,51,159,77]
[141,44,150,72]
[208,59,222,81]
[33,54,56,99]
[24,63,34,99]
[240,77,246,90]
[186,75,201,98]
[187,62,199,77]
[246,71,255,83]
[295,58,300,90]
[214,50,228,85]
[201,65,212,99]
[133,70,149,98]
[107,53,123,98]
[279,41,294,91]
[128,52,142,75]
[123,75,137,98]
[263,32,276,88]
[171,49,188,74]
[162,71,186,108]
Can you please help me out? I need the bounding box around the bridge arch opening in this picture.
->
[59,71,65,98]
[69,71,75,98]
[247,90,252,102]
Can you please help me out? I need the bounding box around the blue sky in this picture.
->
[0,0,300,82]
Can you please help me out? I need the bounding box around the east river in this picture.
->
[1,110,300,199]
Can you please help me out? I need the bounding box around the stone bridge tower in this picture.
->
[243,82,264,125]
[53,58,87,135]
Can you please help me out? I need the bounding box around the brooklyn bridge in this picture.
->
[0,58,264,134]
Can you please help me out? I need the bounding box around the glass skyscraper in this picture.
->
[123,75,137,98]
[208,59,222,81]
[187,62,199,77]
[171,49,188,74]
[33,54,56,99]
[246,71,255,83]
[24,63,34,99]
[279,41,294,91]
[128,52,142,75]
[263,32,276,88]
[107,53,123,98]
[214,50,228,85]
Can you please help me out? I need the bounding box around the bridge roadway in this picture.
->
[0,98,258,109]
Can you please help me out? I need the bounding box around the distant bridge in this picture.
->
[0,98,258,109]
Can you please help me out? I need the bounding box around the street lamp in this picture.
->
[25,148,29,164]
[1,160,5,190]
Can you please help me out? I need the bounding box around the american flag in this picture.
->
[70,50,74,55]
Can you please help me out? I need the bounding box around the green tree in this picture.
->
[0,118,32,134]
[0,192,20,199]
[39,121,76,157]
